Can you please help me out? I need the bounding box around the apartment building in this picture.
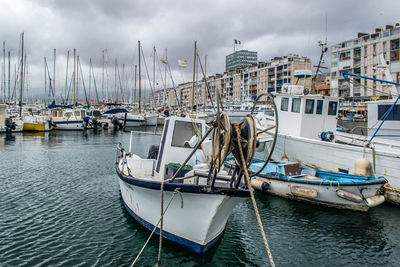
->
[150,54,311,108]
[330,24,400,99]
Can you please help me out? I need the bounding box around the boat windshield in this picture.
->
[171,120,202,148]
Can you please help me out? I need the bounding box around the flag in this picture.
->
[234,39,241,45]
[178,59,188,68]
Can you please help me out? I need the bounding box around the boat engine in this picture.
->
[5,117,16,135]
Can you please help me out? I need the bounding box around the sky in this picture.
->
[0,0,399,100]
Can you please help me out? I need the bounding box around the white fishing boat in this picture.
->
[116,116,250,253]
[255,87,400,204]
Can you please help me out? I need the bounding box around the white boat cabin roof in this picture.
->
[274,93,338,140]
[366,99,400,140]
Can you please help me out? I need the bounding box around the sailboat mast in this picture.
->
[191,41,197,111]
[153,46,155,108]
[19,33,24,117]
[102,50,105,101]
[8,50,10,104]
[114,58,117,103]
[3,41,5,102]
[65,50,69,102]
[53,48,56,97]
[73,48,76,106]
[89,58,92,103]
[134,64,137,106]
[138,40,141,113]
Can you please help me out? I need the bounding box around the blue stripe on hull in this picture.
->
[122,198,223,254]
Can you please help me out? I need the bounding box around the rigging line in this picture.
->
[78,58,89,106]
[154,50,167,89]
[347,77,391,96]
[140,45,154,94]
[166,60,181,107]
[90,59,100,104]
[196,49,216,110]
[45,59,55,98]
[116,60,124,102]
[65,72,74,104]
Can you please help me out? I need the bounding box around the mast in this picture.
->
[102,50,105,101]
[89,58,92,103]
[8,50,10,104]
[3,42,5,102]
[53,48,56,97]
[138,40,141,113]
[134,64,137,106]
[191,41,197,111]
[122,63,125,103]
[73,48,76,106]
[65,50,69,102]
[44,57,47,103]
[164,48,167,106]
[19,33,24,117]
[153,46,156,108]
[114,58,117,102]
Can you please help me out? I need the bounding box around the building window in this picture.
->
[378,105,400,121]
[331,62,338,68]
[305,99,315,114]
[383,42,387,52]
[364,46,368,56]
[291,98,301,113]
[281,97,289,111]
[373,44,377,54]
[328,101,338,116]
[316,100,323,114]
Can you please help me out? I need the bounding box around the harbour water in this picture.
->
[1,129,400,266]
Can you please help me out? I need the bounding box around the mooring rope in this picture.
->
[130,187,180,266]
[233,123,276,267]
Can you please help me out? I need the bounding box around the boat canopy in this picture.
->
[103,108,128,114]
[48,101,73,109]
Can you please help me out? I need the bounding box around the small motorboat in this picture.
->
[225,157,386,211]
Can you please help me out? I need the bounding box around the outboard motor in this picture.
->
[5,117,16,135]
[111,116,121,130]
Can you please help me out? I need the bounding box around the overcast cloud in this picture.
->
[0,0,399,100]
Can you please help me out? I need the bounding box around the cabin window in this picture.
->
[305,99,315,114]
[52,110,57,117]
[171,121,202,148]
[81,111,85,117]
[281,97,289,111]
[378,105,400,121]
[316,100,323,114]
[75,110,80,116]
[291,98,301,113]
[328,101,338,115]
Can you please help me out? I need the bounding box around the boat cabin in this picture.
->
[154,116,207,179]
[274,91,338,140]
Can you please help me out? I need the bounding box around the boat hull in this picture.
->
[271,132,400,204]
[117,176,246,253]
[252,176,383,211]
[23,122,52,132]
[53,121,84,130]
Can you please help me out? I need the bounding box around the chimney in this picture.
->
[386,25,394,30]
[357,32,368,38]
